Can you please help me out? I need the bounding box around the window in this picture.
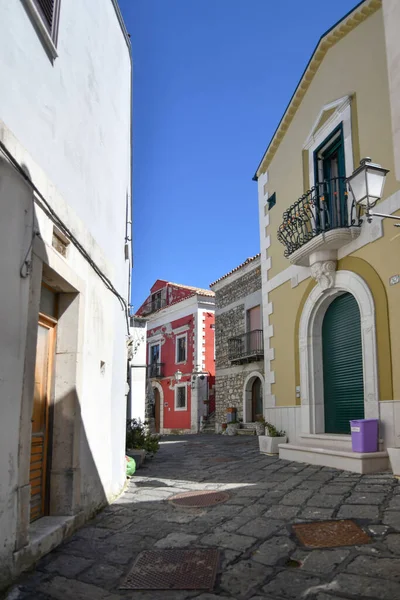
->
[313,124,347,229]
[267,192,276,210]
[150,343,160,365]
[25,0,61,57]
[152,291,162,312]
[175,385,187,411]
[176,334,187,363]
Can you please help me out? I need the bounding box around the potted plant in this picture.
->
[255,416,266,436]
[226,420,240,436]
[387,448,400,478]
[259,421,287,455]
[221,423,227,432]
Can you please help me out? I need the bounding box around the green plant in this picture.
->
[126,419,160,454]
[255,415,266,424]
[265,421,286,437]
[228,420,239,425]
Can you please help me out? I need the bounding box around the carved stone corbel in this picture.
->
[310,260,337,290]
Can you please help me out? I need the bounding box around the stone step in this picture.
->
[241,422,257,430]
[279,443,389,474]
[299,433,353,451]
[237,429,256,436]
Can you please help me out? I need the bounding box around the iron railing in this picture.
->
[228,330,264,363]
[277,177,362,257]
[147,363,164,378]
[141,296,167,316]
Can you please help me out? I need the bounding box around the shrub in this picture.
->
[126,419,160,454]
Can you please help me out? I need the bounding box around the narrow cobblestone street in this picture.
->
[6,435,400,600]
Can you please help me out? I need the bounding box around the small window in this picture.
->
[175,385,187,411]
[267,192,276,210]
[176,335,187,363]
[25,0,61,56]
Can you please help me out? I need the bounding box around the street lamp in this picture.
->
[347,157,399,225]
[175,369,182,382]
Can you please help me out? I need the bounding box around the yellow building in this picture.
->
[255,0,400,472]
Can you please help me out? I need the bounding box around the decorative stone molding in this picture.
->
[299,270,379,434]
[310,260,337,290]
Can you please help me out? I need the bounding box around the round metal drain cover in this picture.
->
[169,490,230,507]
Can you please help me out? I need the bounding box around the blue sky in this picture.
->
[119,0,359,310]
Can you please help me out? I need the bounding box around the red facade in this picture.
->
[136,280,215,433]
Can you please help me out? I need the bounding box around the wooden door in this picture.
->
[251,378,263,422]
[30,314,56,522]
[247,305,261,352]
[154,388,160,433]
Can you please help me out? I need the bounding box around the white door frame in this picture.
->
[298,270,379,434]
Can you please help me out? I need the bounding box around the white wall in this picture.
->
[0,0,131,587]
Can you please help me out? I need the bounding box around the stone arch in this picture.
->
[243,371,265,423]
[299,270,378,434]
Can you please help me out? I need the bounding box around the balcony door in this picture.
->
[247,305,261,353]
[315,125,347,231]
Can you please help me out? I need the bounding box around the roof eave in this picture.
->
[253,0,381,181]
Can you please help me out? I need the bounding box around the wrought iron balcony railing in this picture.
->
[141,297,167,316]
[228,330,264,364]
[147,363,164,379]
[277,177,362,258]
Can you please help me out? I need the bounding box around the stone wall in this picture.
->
[215,306,244,369]
[213,262,263,424]
[215,371,247,423]
[216,266,261,309]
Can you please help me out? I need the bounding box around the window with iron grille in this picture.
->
[175,385,187,410]
[26,0,61,53]
[176,335,187,363]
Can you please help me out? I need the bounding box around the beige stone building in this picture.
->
[255,0,400,472]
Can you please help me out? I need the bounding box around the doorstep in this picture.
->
[279,443,389,474]
[13,513,85,576]
[299,433,353,451]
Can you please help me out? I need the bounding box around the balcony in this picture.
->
[147,363,164,379]
[277,177,362,266]
[141,297,167,316]
[228,330,264,364]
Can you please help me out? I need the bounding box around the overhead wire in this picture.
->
[0,140,131,335]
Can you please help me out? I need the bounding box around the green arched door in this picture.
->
[322,293,364,434]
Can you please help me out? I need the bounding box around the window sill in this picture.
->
[24,0,58,60]
[175,407,188,412]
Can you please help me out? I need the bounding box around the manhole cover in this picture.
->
[120,548,220,590]
[169,490,230,507]
[293,520,371,548]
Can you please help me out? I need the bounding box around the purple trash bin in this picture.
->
[350,419,379,453]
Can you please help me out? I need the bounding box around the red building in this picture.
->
[136,280,215,434]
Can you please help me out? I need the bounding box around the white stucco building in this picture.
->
[128,316,148,423]
[0,0,132,587]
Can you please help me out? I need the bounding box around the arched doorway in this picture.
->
[322,292,364,434]
[251,378,263,422]
[299,270,378,435]
[243,372,264,423]
[153,387,160,433]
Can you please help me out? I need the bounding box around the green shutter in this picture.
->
[322,293,364,434]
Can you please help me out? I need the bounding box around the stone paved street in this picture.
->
[5,435,400,600]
